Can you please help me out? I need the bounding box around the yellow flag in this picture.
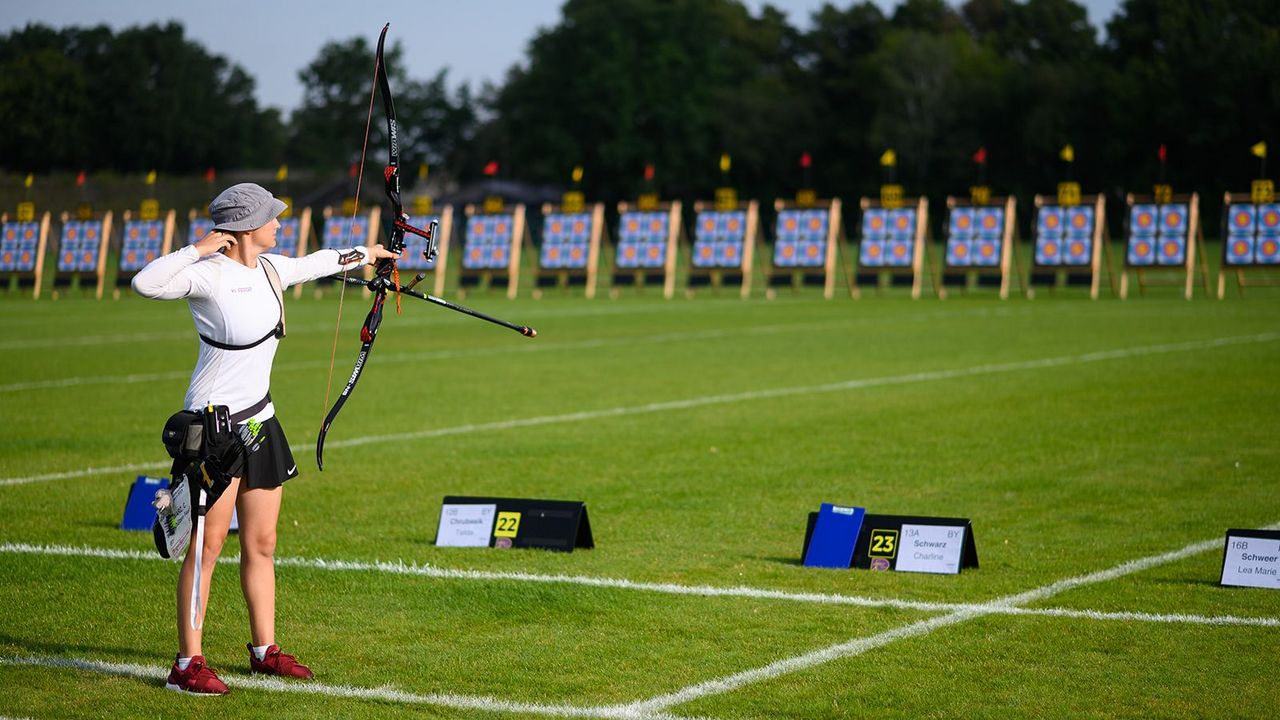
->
[880,149,896,168]
[276,164,289,182]
[23,173,33,188]
[719,154,731,173]
[1252,142,1267,159]
[418,163,429,180]
[1059,145,1075,163]
[145,170,157,185]
[572,166,584,183]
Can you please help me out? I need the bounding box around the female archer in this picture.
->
[133,182,399,695]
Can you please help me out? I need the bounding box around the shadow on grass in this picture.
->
[0,632,161,669]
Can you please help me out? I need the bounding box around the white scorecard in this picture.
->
[435,503,497,547]
[1221,529,1280,590]
[894,523,967,575]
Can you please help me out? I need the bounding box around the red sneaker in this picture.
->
[248,644,313,679]
[165,655,229,695]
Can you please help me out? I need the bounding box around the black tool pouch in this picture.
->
[160,405,243,508]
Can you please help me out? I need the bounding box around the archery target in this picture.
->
[323,217,369,250]
[862,209,888,240]
[1160,204,1188,234]
[0,222,32,272]
[1035,237,1061,266]
[541,212,592,270]
[119,220,166,271]
[950,208,974,236]
[463,214,514,269]
[977,208,1003,238]
[1226,236,1254,265]
[617,211,668,269]
[1130,204,1157,237]
[58,221,103,272]
[692,210,747,269]
[1229,206,1256,234]
[946,238,971,267]
[1257,235,1280,264]
[972,237,1000,266]
[859,240,885,267]
[1064,236,1091,265]
[773,209,828,268]
[1066,207,1093,238]
[188,218,214,246]
[1037,207,1064,239]
[275,219,301,259]
[885,238,913,267]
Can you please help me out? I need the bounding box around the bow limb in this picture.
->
[316,290,386,470]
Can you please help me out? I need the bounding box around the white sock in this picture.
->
[251,644,272,661]
[176,656,193,671]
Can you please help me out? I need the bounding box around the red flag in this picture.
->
[348,163,360,178]
[204,167,216,183]
[972,147,988,165]
[643,164,655,181]
[800,152,812,169]
[1158,144,1167,162]
[76,170,86,187]
[483,161,499,176]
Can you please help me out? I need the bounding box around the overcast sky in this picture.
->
[1,0,1121,116]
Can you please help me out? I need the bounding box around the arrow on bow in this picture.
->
[316,23,536,471]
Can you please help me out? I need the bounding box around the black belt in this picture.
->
[230,393,272,424]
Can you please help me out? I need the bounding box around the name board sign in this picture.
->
[435,503,497,547]
[637,193,659,211]
[880,184,904,208]
[802,512,979,574]
[1221,529,1280,590]
[438,496,594,552]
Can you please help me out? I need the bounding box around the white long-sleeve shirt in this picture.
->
[132,244,368,420]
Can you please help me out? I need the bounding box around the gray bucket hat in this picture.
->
[209,183,288,232]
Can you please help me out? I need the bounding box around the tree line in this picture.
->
[1,0,1276,213]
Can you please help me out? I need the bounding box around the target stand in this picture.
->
[765,198,846,299]
[116,209,175,297]
[53,211,112,299]
[940,196,1020,299]
[1027,194,1113,299]
[1119,193,1208,300]
[612,201,683,299]
[535,202,605,298]
[458,204,526,299]
[1218,192,1280,298]
[687,200,760,299]
[1,211,51,299]
[853,197,932,299]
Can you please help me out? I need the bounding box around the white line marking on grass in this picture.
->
[0,656,703,720]
[0,318,861,393]
[2,331,1275,486]
[0,305,1025,393]
[3,542,1278,630]
[326,331,1280,452]
[614,521,1280,715]
[0,463,168,488]
[0,298,790,352]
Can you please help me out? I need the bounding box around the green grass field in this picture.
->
[1,278,1278,719]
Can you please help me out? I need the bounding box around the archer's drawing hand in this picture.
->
[194,231,237,257]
